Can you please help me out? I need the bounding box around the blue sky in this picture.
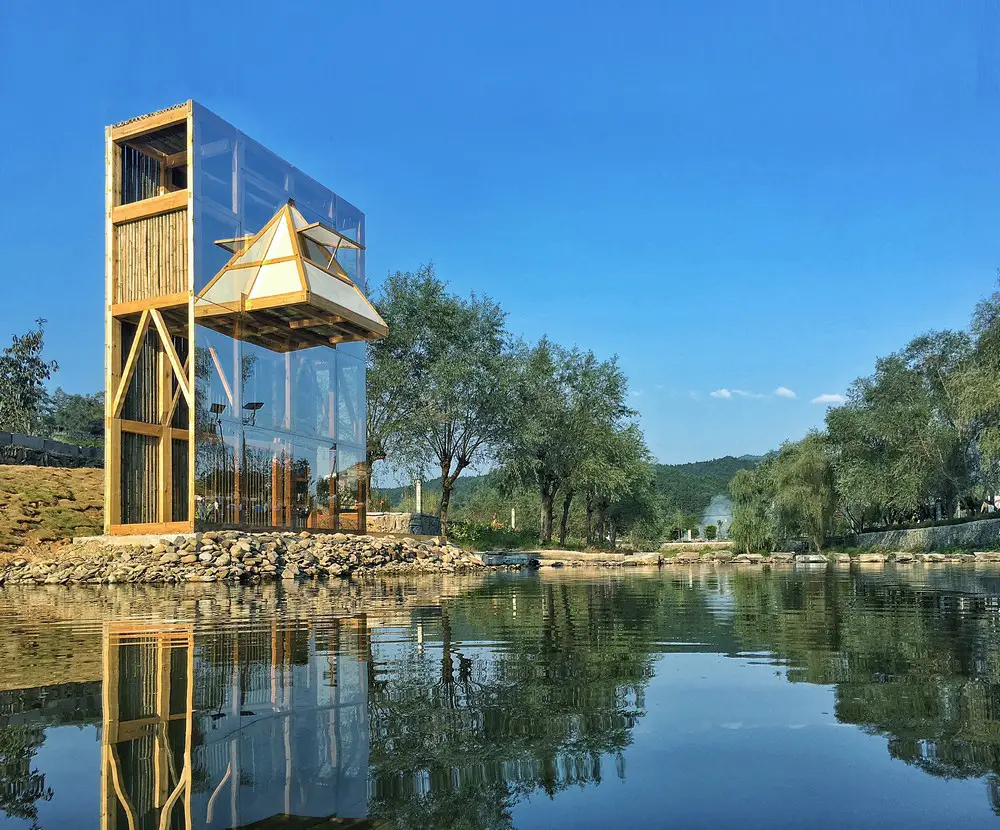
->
[1,1,998,463]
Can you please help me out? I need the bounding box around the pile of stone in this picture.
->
[0,531,499,586]
[662,549,1000,566]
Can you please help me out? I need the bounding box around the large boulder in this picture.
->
[794,553,828,564]
[858,552,886,564]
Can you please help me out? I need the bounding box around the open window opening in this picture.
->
[117,121,188,206]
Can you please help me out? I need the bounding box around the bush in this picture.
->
[447,520,538,551]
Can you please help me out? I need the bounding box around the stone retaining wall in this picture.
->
[0,432,102,468]
[852,517,1000,552]
[366,512,441,535]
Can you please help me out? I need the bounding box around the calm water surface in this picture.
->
[2,566,1000,828]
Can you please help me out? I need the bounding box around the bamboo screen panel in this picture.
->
[121,432,158,524]
[114,209,188,304]
[120,323,159,424]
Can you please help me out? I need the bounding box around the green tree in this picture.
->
[705,524,717,541]
[773,433,837,551]
[500,340,634,545]
[956,285,1000,500]
[580,424,651,546]
[826,331,973,528]
[729,456,777,554]
[0,320,58,436]
[366,266,440,489]
[412,284,512,539]
[41,388,104,446]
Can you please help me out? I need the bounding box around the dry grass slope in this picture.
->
[0,466,103,553]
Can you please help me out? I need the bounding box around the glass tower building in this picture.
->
[104,101,382,535]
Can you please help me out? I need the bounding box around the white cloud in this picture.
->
[631,389,644,397]
[811,393,846,405]
[775,386,796,399]
[654,383,665,390]
[711,388,769,400]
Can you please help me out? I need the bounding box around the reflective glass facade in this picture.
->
[191,104,367,530]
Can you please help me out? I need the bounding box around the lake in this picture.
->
[1,565,1000,828]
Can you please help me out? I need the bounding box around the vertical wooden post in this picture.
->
[271,452,281,528]
[186,106,197,532]
[359,463,367,533]
[104,128,119,532]
[232,321,242,524]
[153,635,171,807]
[284,455,292,528]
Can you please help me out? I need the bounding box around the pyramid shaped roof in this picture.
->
[195,202,387,352]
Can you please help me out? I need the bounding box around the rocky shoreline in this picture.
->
[1,532,998,586]
[661,550,1000,565]
[0,531,504,586]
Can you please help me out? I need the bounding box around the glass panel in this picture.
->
[195,419,239,525]
[335,445,363,531]
[193,200,240,293]
[191,105,367,532]
[334,247,359,285]
[240,345,288,434]
[336,355,364,447]
[290,171,334,222]
[290,348,335,440]
[240,427,288,529]
[193,104,240,213]
[243,138,290,194]
[242,175,283,235]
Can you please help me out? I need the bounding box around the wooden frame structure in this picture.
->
[105,102,195,535]
[100,623,195,830]
[105,102,381,535]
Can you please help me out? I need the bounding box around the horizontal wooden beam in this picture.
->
[118,418,188,442]
[110,103,190,142]
[112,190,187,225]
[288,314,347,329]
[111,292,190,319]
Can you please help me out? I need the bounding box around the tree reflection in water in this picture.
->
[3,569,1000,824]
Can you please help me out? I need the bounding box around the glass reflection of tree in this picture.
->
[367,578,672,830]
[727,569,1000,813]
[0,725,52,829]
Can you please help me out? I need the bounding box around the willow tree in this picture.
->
[729,456,776,554]
[773,433,837,551]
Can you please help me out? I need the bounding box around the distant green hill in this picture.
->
[374,455,759,521]
[653,455,760,518]
[372,474,489,512]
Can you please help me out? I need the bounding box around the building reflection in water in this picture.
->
[100,617,378,830]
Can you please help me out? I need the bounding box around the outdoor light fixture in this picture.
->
[242,402,264,427]
[209,402,226,434]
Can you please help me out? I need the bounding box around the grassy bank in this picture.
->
[0,466,102,553]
